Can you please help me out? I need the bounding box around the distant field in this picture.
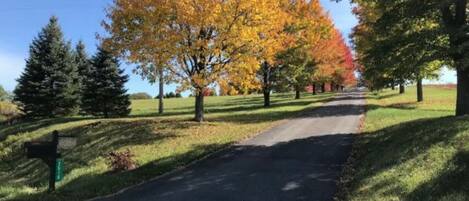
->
[0,92,333,201]
[341,86,469,201]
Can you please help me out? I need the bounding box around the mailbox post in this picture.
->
[24,130,76,192]
[48,131,59,192]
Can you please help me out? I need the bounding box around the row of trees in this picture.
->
[104,0,356,122]
[157,92,183,99]
[14,17,130,118]
[129,92,153,100]
[349,0,467,115]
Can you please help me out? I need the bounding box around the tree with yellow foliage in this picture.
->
[104,0,286,122]
[260,0,332,105]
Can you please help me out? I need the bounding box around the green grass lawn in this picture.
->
[341,86,469,201]
[0,92,333,201]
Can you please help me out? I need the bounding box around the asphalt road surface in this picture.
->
[96,91,365,201]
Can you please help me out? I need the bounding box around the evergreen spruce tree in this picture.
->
[82,46,130,117]
[74,40,92,111]
[14,16,79,117]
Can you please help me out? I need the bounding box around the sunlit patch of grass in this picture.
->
[0,92,333,201]
[341,86,469,201]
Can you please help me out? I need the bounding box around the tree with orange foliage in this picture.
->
[311,28,355,92]
[311,28,341,92]
[341,42,356,87]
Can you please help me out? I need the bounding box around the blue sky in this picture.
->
[0,0,456,96]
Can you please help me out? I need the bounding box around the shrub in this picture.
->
[163,92,182,98]
[203,88,217,96]
[106,149,137,172]
[0,101,21,120]
[0,85,10,101]
[129,92,152,100]
[165,92,175,98]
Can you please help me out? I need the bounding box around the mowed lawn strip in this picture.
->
[0,92,333,201]
[341,86,469,201]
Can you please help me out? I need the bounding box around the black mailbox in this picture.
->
[24,141,57,159]
[23,130,76,192]
[23,130,61,192]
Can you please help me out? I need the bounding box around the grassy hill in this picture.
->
[340,86,469,201]
[0,92,333,201]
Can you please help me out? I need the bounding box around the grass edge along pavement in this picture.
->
[0,92,333,201]
[334,92,367,201]
[336,86,469,201]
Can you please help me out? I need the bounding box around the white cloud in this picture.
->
[0,51,25,91]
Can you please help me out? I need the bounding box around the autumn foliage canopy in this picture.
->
[104,0,356,121]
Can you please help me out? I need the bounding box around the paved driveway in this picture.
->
[96,91,365,201]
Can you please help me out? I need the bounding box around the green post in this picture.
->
[48,131,59,192]
[55,159,64,182]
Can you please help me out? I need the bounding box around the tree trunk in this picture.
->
[262,62,271,107]
[456,68,469,116]
[194,88,204,122]
[417,78,423,102]
[103,102,109,118]
[321,83,325,93]
[440,0,467,115]
[158,69,164,114]
[399,84,405,94]
[391,81,395,90]
[330,83,334,92]
[263,89,271,107]
[295,89,300,99]
[312,84,316,95]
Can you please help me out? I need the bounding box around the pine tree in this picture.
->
[51,41,80,115]
[74,40,92,111]
[14,16,79,117]
[81,46,130,117]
